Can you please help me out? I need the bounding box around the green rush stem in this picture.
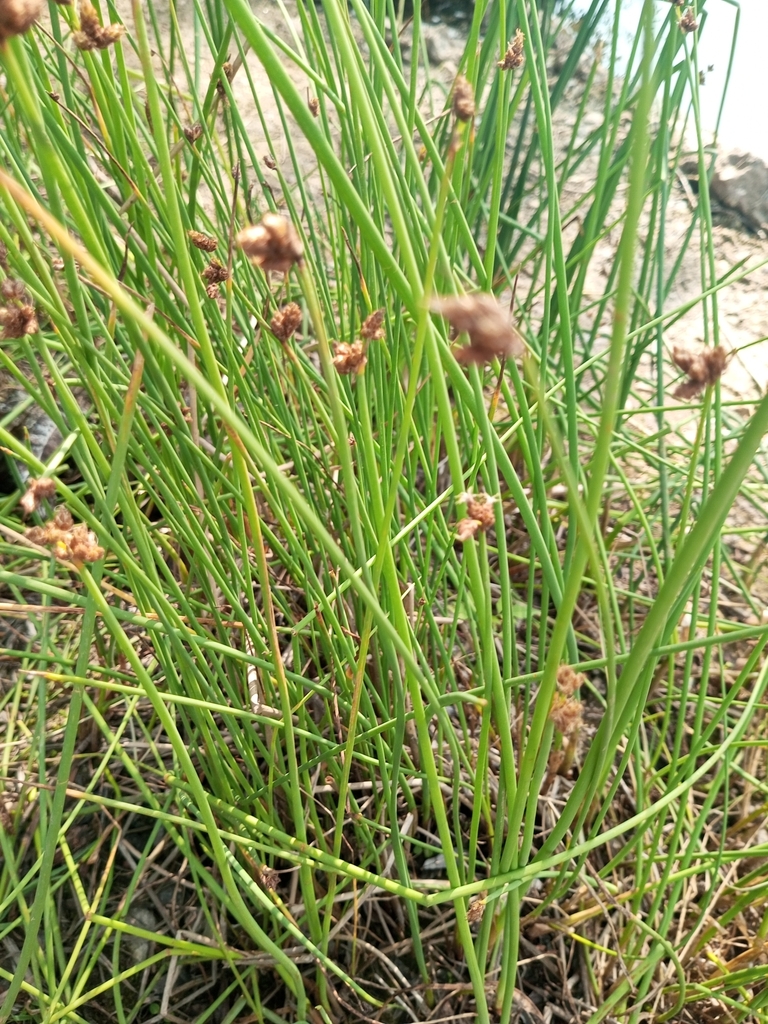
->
[504,0,654,865]
[676,385,711,552]
[0,333,147,1022]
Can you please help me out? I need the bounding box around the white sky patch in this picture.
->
[568,0,768,161]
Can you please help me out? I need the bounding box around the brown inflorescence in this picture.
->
[498,29,525,70]
[188,230,218,253]
[19,477,57,517]
[73,0,125,50]
[216,61,234,101]
[1,278,28,301]
[184,122,203,143]
[556,664,585,696]
[672,343,728,399]
[26,506,105,565]
[432,293,525,366]
[257,865,279,891]
[270,302,302,342]
[456,492,497,543]
[0,297,38,338]
[0,0,43,44]
[308,96,320,117]
[332,340,367,376]
[452,75,475,122]
[263,154,277,170]
[456,518,481,542]
[360,309,386,341]
[201,258,230,285]
[467,894,487,924]
[548,692,583,737]
[236,214,304,275]
[680,7,697,32]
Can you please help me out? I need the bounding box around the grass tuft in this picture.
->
[1,1,768,1022]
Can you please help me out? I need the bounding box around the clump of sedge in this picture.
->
[455,492,497,543]
[431,293,524,366]
[237,214,304,275]
[672,343,728,399]
[19,477,56,517]
[188,230,218,253]
[0,0,43,43]
[452,75,475,122]
[498,29,525,70]
[360,309,386,341]
[26,506,105,565]
[680,7,697,32]
[332,340,367,376]
[0,279,38,339]
[73,0,124,50]
[270,302,302,342]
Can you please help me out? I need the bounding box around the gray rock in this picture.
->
[423,26,466,67]
[711,150,768,232]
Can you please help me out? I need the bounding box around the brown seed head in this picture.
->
[456,518,482,543]
[68,523,105,564]
[201,258,229,284]
[184,122,203,143]
[680,7,697,32]
[498,29,525,70]
[236,214,304,275]
[270,302,302,342]
[308,96,320,117]
[53,505,74,530]
[0,304,38,338]
[1,278,28,301]
[25,506,104,565]
[188,230,218,253]
[556,664,585,696]
[73,0,124,49]
[332,340,367,376]
[467,893,487,924]
[205,283,220,300]
[452,75,475,122]
[462,492,497,532]
[0,0,43,43]
[431,293,525,366]
[258,865,279,891]
[25,526,46,545]
[672,344,728,399]
[360,309,386,341]
[548,693,583,737]
[19,477,57,517]
[263,153,277,170]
